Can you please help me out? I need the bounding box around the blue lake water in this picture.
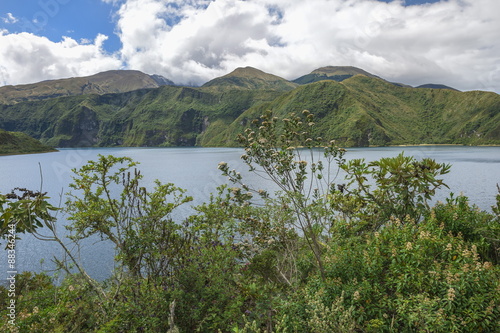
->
[1,146,499,282]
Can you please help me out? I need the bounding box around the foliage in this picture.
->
[0,188,58,246]
[432,193,500,264]
[65,154,193,279]
[331,152,451,231]
[278,210,500,332]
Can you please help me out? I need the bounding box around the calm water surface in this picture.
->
[1,146,499,281]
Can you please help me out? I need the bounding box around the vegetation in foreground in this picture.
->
[0,111,499,332]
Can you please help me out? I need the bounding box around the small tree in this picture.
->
[219,110,346,281]
[64,155,193,280]
[331,153,451,231]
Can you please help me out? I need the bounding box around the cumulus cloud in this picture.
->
[0,33,121,85]
[0,0,499,93]
[110,0,500,92]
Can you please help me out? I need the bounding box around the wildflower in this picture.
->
[68,285,75,292]
[406,242,413,250]
[419,230,431,239]
[33,306,39,314]
[471,244,480,261]
[447,287,456,301]
[353,291,361,301]
[217,161,227,170]
[445,243,453,251]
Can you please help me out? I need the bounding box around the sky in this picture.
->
[0,0,499,93]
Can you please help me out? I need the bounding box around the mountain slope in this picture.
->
[202,67,298,91]
[0,83,284,147]
[207,75,500,147]
[0,129,56,155]
[0,67,498,148]
[0,70,173,105]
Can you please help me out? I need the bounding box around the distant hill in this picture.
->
[293,66,381,84]
[0,129,56,155]
[202,67,298,91]
[416,83,459,91]
[0,70,174,105]
[0,66,498,148]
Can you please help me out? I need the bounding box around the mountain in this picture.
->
[206,75,500,147]
[150,74,175,86]
[0,129,56,155]
[0,66,498,148]
[416,83,459,91]
[293,66,381,84]
[0,83,284,147]
[202,67,298,91]
[0,70,174,105]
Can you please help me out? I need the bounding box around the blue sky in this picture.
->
[0,0,498,93]
[0,0,121,51]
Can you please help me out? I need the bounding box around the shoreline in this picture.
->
[0,149,58,157]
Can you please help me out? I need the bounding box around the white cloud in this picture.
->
[2,13,19,24]
[0,33,121,85]
[110,0,500,92]
[0,0,499,93]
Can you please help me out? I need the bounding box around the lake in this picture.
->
[1,146,499,282]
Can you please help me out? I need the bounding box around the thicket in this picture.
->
[1,111,499,332]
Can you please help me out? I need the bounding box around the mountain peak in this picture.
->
[202,67,298,91]
[228,66,269,77]
[293,66,380,85]
[416,83,459,91]
[312,66,378,77]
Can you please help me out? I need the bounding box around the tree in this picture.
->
[64,154,193,280]
[219,110,346,281]
[331,152,451,231]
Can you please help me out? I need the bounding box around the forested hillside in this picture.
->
[0,67,498,148]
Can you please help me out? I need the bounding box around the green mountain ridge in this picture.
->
[206,75,500,147]
[0,129,56,155]
[0,67,498,148]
